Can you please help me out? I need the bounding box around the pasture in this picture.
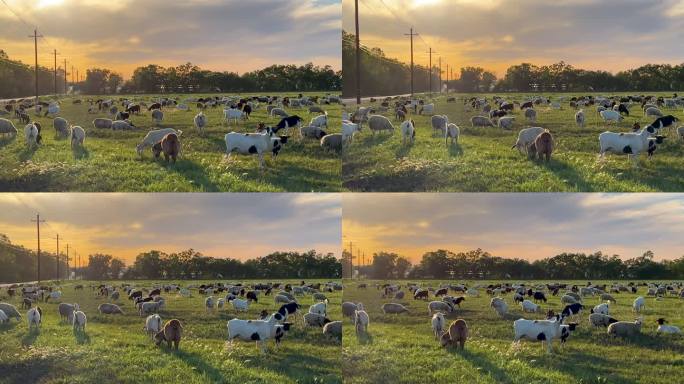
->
[342,92,684,192]
[0,280,342,384]
[342,280,684,384]
[0,92,342,192]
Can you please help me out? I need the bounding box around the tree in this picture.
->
[109,258,125,279]
[85,254,113,280]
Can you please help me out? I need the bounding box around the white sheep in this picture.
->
[367,115,394,135]
[490,297,508,317]
[498,116,515,130]
[470,116,494,127]
[0,118,18,137]
[591,303,609,315]
[93,118,113,129]
[53,117,70,136]
[656,318,681,334]
[420,103,435,115]
[599,109,623,124]
[71,126,85,148]
[224,108,246,125]
[521,299,541,313]
[445,123,460,145]
[0,309,8,324]
[24,123,39,147]
[599,125,659,166]
[513,315,565,353]
[224,128,279,168]
[525,108,537,122]
[431,312,445,340]
[144,314,162,337]
[27,307,41,330]
[136,128,182,156]
[112,120,135,130]
[227,313,288,353]
[589,313,618,327]
[152,109,164,124]
[633,296,645,312]
[645,107,663,118]
[231,298,250,312]
[428,300,453,315]
[400,120,415,145]
[575,109,585,128]
[354,309,369,334]
[72,310,87,332]
[607,318,642,338]
[205,296,215,311]
[512,127,545,153]
[431,115,449,134]
[342,120,360,143]
[309,301,327,316]
[194,112,207,135]
[310,113,328,128]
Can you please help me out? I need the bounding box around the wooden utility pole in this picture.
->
[63,58,67,94]
[446,63,449,93]
[31,214,45,283]
[404,28,418,96]
[66,243,69,280]
[53,49,59,95]
[56,234,60,280]
[438,57,442,93]
[29,29,43,105]
[428,48,432,96]
[354,0,361,105]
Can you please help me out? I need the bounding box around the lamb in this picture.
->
[445,123,459,145]
[599,110,624,124]
[0,118,18,137]
[591,303,609,315]
[98,303,124,314]
[136,128,182,157]
[589,313,618,327]
[428,300,453,315]
[575,109,585,128]
[270,107,288,118]
[58,303,79,322]
[441,319,468,349]
[512,127,546,154]
[656,318,681,334]
[145,314,163,337]
[0,303,22,321]
[354,309,369,334]
[320,133,342,151]
[498,116,515,130]
[471,116,495,127]
[72,310,87,332]
[45,291,62,303]
[194,111,207,135]
[231,298,250,312]
[153,133,181,163]
[530,130,554,162]
[400,119,415,145]
[431,115,448,135]
[323,320,342,340]
[525,108,537,122]
[155,319,183,350]
[368,115,395,135]
[93,118,113,129]
[598,125,661,166]
[300,125,328,140]
[633,296,645,312]
[275,294,292,305]
[227,313,289,353]
[151,109,164,124]
[381,303,409,314]
[205,296,215,311]
[312,293,327,302]
[53,117,70,137]
[607,318,642,338]
[310,113,328,128]
[342,121,360,143]
[27,306,42,330]
[71,126,85,148]
[342,302,360,318]
[111,120,135,130]
[24,123,39,147]
[490,297,508,317]
[309,106,325,114]
[521,299,542,313]
[513,314,565,353]
[431,312,446,340]
[225,127,281,168]
[224,108,247,125]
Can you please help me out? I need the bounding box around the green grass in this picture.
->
[0,279,342,384]
[342,279,684,384]
[342,92,684,191]
[0,93,342,192]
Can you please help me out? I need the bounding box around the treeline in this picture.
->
[343,31,684,95]
[346,248,684,280]
[342,31,440,97]
[0,234,69,283]
[0,50,67,99]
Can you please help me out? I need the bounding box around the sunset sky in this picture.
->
[0,0,341,79]
[343,193,684,263]
[343,0,684,77]
[0,193,341,264]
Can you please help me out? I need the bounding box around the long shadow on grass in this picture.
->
[167,349,225,383]
[544,158,594,191]
[256,347,333,382]
[73,329,91,344]
[457,348,512,384]
[448,142,464,157]
[261,162,340,191]
[541,349,639,384]
[356,331,374,345]
[17,145,38,162]
[21,329,40,346]
[72,145,90,160]
[395,143,413,158]
[166,159,219,191]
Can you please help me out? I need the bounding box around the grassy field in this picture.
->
[0,92,342,192]
[342,279,684,384]
[342,92,684,192]
[0,280,342,384]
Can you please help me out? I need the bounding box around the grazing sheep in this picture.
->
[645,107,663,118]
[136,128,182,157]
[155,319,183,350]
[0,118,18,137]
[205,296,215,311]
[598,125,661,166]
[400,119,415,145]
[227,313,289,353]
[589,313,619,327]
[441,319,468,349]
[304,312,331,327]
[71,126,85,148]
[368,115,395,135]
[513,314,565,353]
[0,303,22,321]
[512,127,545,154]
[270,107,288,118]
[231,298,250,312]
[381,303,409,314]
[144,314,163,337]
[151,109,164,124]
[471,116,495,127]
[310,113,328,129]
[498,116,515,130]
[599,293,616,303]
[275,294,292,305]
[300,125,328,140]
[154,133,181,163]
[431,115,449,135]
[98,303,124,315]
[58,303,79,322]
[354,309,369,334]
[575,109,585,128]
[342,302,360,318]
[600,110,624,124]
[323,320,342,340]
[321,133,342,151]
[562,303,584,317]
[490,297,508,317]
[194,112,207,135]
[524,108,537,122]
[53,117,70,136]
[445,123,459,145]
[72,310,87,332]
[428,300,453,315]
[591,303,609,315]
[419,103,434,115]
[93,118,113,129]
[656,318,681,334]
[309,301,328,316]
[225,127,282,168]
[313,293,327,302]
[633,296,645,312]
[531,130,554,162]
[395,291,405,300]
[607,318,642,338]
[111,120,135,130]
[24,123,39,147]
[140,301,163,316]
[342,121,360,143]
[431,312,446,340]
[521,300,541,313]
[27,306,42,330]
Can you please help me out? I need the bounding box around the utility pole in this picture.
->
[428,48,432,96]
[66,243,69,280]
[29,29,43,105]
[354,0,361,105]
[56,234,60,280]
[446,63,449,93]
[438,57,442,94]
[53,49,59,95]
[71,65,74,84]
[404,28,418,96]
[63,58,67,94]
[348,241,354,279]
[31,214,45,283]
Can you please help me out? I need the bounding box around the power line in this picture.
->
[0,0,34,29]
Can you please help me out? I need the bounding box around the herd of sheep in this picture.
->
[0,280,343,353]
[346,281,683,354]
[0,93,343,168]
[343,93,684,167]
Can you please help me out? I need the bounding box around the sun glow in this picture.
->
[36,0,64,8]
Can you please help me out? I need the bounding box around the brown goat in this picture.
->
[154,319,183,350]
[440,319,468,349]
[160,133,181,163]
[533,130,554,162]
